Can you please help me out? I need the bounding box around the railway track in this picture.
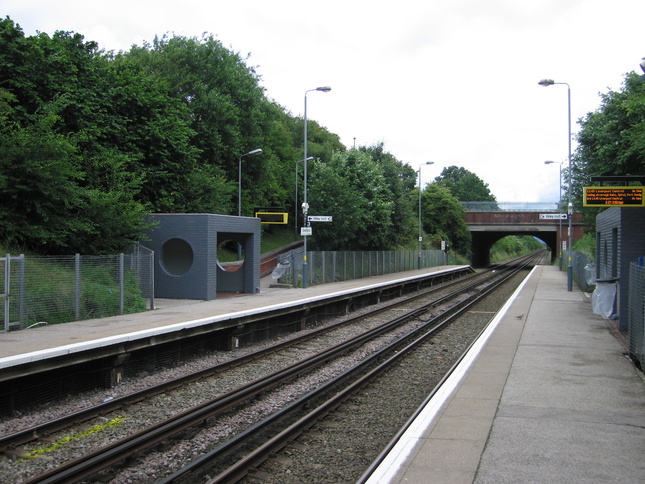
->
[1,252,545,483]
[165,252,543,483]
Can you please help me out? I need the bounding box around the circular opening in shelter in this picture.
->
[217,239,244,272]
[161,238,194,276]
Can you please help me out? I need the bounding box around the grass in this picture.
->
[260,227,299,254]
[18,257,147,327]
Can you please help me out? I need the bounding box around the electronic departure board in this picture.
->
[583,187,645,207]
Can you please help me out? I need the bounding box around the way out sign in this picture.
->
[308,215,333,222]
[539,213,568,220]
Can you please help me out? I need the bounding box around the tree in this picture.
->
[122,34,348,218]
[420,184,472,256]
[576,72,645,181]
[433,166,496,202]
[0,106,149,254]
[574,69,645,231]
[308,150,394,251]
[1,20,349,253]
[0,18,151,253]
[359,143,418,248]
[123,35,270,214]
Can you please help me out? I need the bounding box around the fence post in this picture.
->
[18,254,25,329]
[343,252,347,282]
[75,254,81,321]
[149,250,155,310]
[333,252,337,282]
[119,253,124,315]
[352,252,356,280]
[3,254,9,332]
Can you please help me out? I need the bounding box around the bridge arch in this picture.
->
[470,229,557,267]
[463,203,585,267]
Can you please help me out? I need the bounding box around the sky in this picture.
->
[3,0,644,203]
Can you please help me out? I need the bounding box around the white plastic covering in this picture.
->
[592,281,617,319]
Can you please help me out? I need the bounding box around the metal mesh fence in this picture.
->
[274,249,449,288]
[1,245,154,332]
[569,251,592,292]
[628,263,645,367]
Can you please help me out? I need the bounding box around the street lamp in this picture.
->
[545,160,564,268]
[539,78,573,291]
[418,161,434,270]
[238,148,262,259]
[295,156,314,240]
[302,86,331,288]
[238,148,262,217]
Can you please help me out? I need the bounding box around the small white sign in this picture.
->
[308,215,333,222]
[301,227,312,236]
[539,213,568,220]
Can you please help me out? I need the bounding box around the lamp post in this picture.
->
[238,148,262,259]
[294,156,314,240]
[539,78,573,291]
[545,160,564,268]
[418,161,434,270]
[302,86,331,288]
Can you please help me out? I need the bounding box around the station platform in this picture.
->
[0,265,467,369]
[365,264,645,484]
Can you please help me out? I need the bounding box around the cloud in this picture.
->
[5,0,644,202]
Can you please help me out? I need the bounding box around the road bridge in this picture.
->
[462,202,586,267]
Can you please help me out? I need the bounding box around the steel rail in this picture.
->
[1,267,477,451]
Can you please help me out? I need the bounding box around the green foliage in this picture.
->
[491,235,544,263]
[0,18,154,253]
[122,34,295,216]
[575,70,645,232]
[572,232,596,258]
[420,185,472,256]
[359,143,418,248]
[433,166,496,202]
[308,149,394,250]
[0,109,84,252]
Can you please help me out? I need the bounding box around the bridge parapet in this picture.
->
[466,211,583,225]
[461,201,562,212]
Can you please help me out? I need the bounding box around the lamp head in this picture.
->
[247,148,262,155]
[538,79,555,87]
[544,161,554,165]
[316,86,332,92]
